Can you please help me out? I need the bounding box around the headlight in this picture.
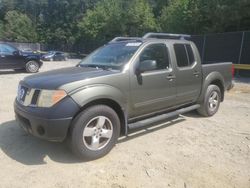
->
[37,90,67,107]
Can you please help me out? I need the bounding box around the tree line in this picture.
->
[0,0,249,53]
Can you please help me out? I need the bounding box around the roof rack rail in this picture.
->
[143,32,191,40]
[110,37,142,42]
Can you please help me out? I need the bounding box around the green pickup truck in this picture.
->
[14,33,234,159]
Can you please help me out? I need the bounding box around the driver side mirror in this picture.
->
[136,60,157,74]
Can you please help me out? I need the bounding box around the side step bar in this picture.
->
[128,104,200,131]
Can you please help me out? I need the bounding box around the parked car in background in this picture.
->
[41,51,67,61]
[0,43,43,73]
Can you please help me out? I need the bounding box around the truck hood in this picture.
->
[22,67,119,90]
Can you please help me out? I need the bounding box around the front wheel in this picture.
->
[69,105,121,160]
[197,84,221,117]
[25,61,40,73]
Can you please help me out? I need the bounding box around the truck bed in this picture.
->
[202,62,233,90]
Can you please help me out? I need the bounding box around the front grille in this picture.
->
[31,90,40,105]
[17,84,41,106]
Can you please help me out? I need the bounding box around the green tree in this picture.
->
[0,0,249,52]
[159,0,250,34]
[78,0,157,44]
[160,0,202,34]
[3,10,37,42]
[0,21,4,39]
[148,0,170,17]
[126,0,158,36]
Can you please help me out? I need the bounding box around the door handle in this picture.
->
[193,71,200,77]
[166,74,176,81]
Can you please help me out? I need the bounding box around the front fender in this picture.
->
[69,84,127,111]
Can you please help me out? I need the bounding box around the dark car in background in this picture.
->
[41,51,67,61]
[0,43,43,73]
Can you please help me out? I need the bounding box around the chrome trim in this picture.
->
[17,84,40,107]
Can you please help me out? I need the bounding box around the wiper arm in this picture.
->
[79,64,111,71]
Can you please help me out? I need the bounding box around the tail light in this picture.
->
[231,64,235,79]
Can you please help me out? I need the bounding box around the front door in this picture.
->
[0,44,23,69]
[129,43,177,118]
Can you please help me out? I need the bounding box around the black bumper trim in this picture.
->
[14,98,79,141]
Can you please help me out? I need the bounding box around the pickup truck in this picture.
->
[14,33,234,160]
[0,43,42,73]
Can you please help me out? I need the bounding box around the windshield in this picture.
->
[79,42,142,70]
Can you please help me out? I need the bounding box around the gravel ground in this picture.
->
[0,60,249,188]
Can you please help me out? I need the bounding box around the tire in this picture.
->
[69,105,121,160]
[25,60,40,73]
[197,84,221,117]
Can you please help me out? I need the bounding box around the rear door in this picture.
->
[129,42,177,117]
[173,43,202,104]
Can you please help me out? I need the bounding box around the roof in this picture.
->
[109,32,192,44]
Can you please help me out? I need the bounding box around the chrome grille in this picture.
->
[17,84,40,106]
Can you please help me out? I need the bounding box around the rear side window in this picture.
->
[174,43,195,67]
[174,44,189,67]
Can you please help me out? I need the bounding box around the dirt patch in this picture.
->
[0,60,250,188]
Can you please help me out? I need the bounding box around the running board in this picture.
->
[128,104,200,130]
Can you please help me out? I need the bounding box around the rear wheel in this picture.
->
[69,105,120,160]
[25,60,40,73]
[197,84,221,117]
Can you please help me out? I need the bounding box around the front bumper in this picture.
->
[14,96,80,142]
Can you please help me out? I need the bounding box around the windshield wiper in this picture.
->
[79,64,112,71]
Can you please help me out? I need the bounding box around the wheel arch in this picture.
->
[199,72,225,103]
[25,57,42,66]
[209,79,224,101]
[69,85,128,136]
[72,98,127,136]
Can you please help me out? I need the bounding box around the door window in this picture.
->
[139,43,170,71]
[0,44,16,55]
[186,44,195,65]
